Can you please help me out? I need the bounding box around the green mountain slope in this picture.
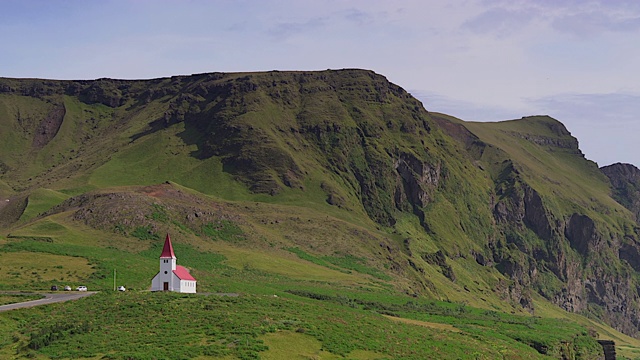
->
[0,70,639,359]
[443,115,640,335]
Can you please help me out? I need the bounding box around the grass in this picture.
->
[260,331,384,360]
[19,188,70,222]
[285,288,602,359]
[382,314,461,332]
[0,180,13,197]
[0,238,156,291]
[0,294,42,306]
[287,247,391,280]
[0,251,92,288]
[201,220,245,242]
[0,207,628,360]
[0,207,619,359]
[0,291,590,360]
[88,123,252,200]
[209,243,364,284]
[459,115,632,225]
[0,183,631,357]
[532,294,640,359]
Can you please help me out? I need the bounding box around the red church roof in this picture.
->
[160,233,176,259]
[173,265,196,281]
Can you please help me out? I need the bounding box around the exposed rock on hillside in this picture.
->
[602,162,640,222]
[32,105,66,148]
[42,184,233,235]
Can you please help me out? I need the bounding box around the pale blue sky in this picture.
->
[2,0,640,167]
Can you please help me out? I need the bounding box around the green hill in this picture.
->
[0,70,639,359]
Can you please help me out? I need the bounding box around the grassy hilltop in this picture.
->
[0,70,640,359]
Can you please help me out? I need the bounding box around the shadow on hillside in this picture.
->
[129,118,168,143]
[128,96,235,162]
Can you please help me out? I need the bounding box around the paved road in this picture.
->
[0,291,97,312]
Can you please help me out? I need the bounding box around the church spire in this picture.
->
[160,233,176,259]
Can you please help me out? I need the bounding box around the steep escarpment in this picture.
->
[454,116,640,336]
[118,70,488,231]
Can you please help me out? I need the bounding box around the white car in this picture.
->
[76,286,87,291]
[117,286,126,292]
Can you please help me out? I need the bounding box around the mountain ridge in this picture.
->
[1,69,640,358]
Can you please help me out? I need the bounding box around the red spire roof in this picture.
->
[173,265,196,281]
[160,233,176,259]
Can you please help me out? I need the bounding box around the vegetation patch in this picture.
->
[285,289,602,358]
[130,225,160,241]
[201,220,245,242]
[2,291,571,360]
[287,247,391,280]
[27,321,92,351]
[149,203,169,222]
[260,330,385,360]
[0,294,42,306]
[0,240,155,291]
[382,314,460,332]
[0,251,93,288]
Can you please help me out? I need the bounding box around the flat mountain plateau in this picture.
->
[1,69,640,359]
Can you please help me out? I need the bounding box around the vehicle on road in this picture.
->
[64,286,71,291]
[76,286,87,291]
[50,285,58,291]
[117,286,126,292]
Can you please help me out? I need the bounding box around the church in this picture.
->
[150,234,197,293]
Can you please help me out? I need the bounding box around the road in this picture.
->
[0,291,97,312]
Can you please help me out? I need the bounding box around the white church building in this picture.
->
[151,234,197,293]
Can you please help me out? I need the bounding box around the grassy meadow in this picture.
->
[0,206,638,359]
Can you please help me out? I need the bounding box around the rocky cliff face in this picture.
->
[438,116,640,336]
[602,162,640,222]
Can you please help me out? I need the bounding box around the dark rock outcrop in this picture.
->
[32,105,66,148]
[597,340,616,360]
[394,152,441,224]
[602,162,640,222]
[565,213,600,256]
[422,250,455,281]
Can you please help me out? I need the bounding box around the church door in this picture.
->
[163,282,169,291]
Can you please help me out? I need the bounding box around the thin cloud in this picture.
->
[268,17,327,40]
[553,11,640,37]
[467,0,640,38]
[462,7,536,36]
[530,92,640,125]
[343,8,374,25]
[411,90,529,122]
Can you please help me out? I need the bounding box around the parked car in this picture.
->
[50,285,58,291]
[64,286,71,291]
[117,286,126,292]
[76,286,87,291]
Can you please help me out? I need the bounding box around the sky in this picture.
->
[2,0,639,167]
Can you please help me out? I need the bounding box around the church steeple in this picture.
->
[160,233,176,259]
[151,233,196,293]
